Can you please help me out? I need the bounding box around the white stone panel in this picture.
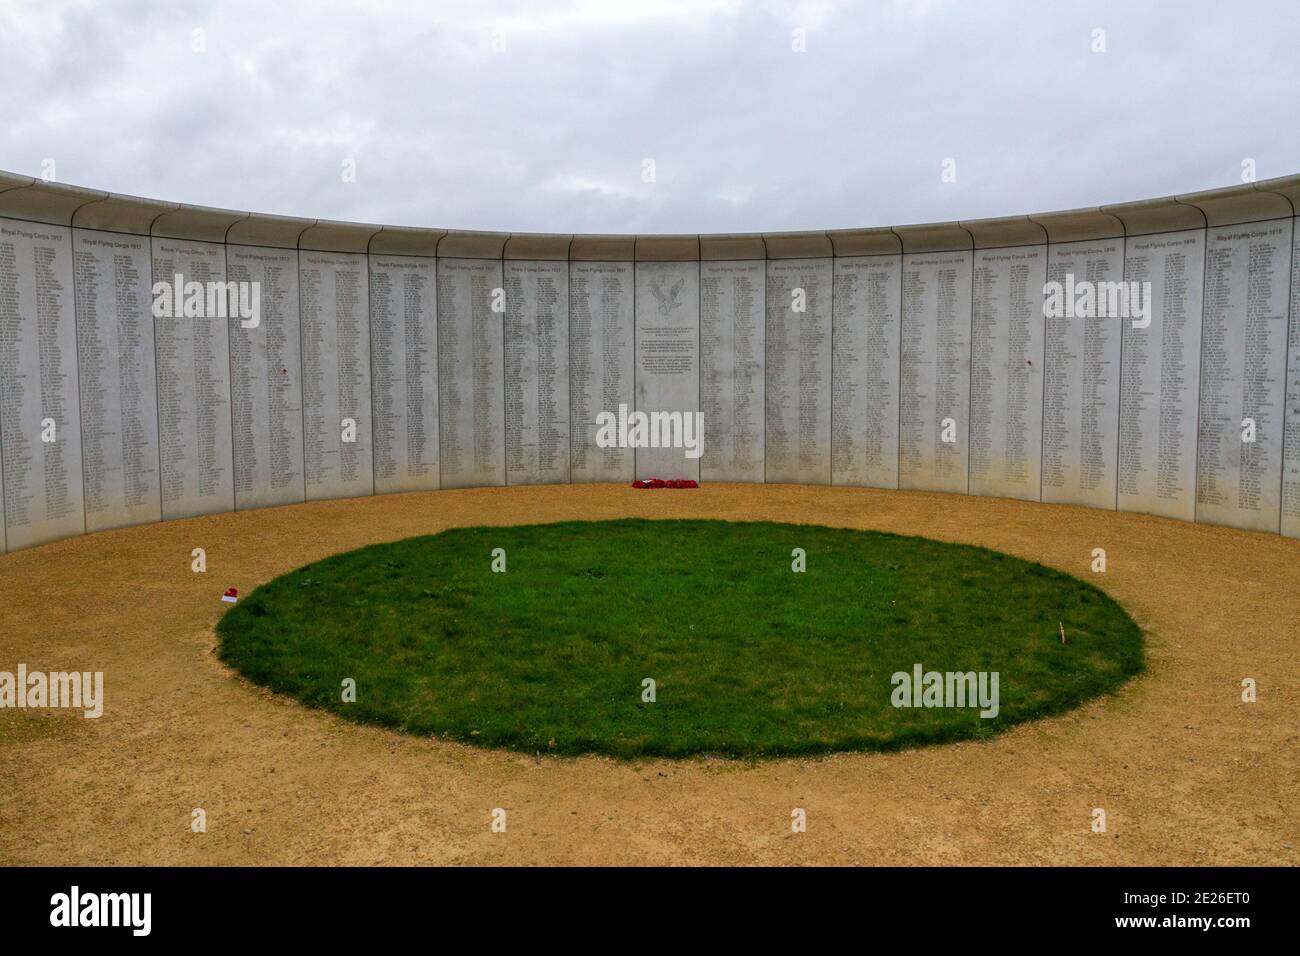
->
[370,255,439,494]
[1117,230,1204,522]
[1197,219,1293,532]
[635,260,700,480]
[1041,239,1124,510]
[227,244,305,510]
[300,251,374,500]
[765,258,832,484]
[504,260,569,485]
[969,245,1046,501]
[832,255,901,488]
[1283,218,1300,538]
[700,260,764,482]
[0,218,84,549]
[899,251,972,494]
[151,237,234,520]
[437,258,505,488]
[569,261,634,483]
[73,228,161,531]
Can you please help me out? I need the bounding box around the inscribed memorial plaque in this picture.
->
[635,260,700,480]
[1116,230,1204,521]
[74,228,161,531]
[1041,239,1124,510]
[569,261,634,483]
[765,258,832,484]
[151,237,234,519]
[968,245,1045,501]
[832,255,901,488]
[1196,219,1292,532]
[227,244,305,509]
[899,251,973,494]
[504,259,569,485]
[370,254,439,494]
[700,260,765,482]
[437,258,505,488]
[0,218,84,549]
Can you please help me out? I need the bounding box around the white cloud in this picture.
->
[0,0,1296,233]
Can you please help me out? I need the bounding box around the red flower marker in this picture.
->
[222,587,239,604]
[631,478,698,490]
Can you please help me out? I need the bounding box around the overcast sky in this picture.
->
[2,0,1298,235]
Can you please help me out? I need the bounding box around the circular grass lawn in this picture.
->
[216,519,1143,758]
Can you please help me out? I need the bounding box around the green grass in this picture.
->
[216,519,1143,758]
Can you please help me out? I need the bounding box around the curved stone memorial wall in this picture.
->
[1,169,1299,553]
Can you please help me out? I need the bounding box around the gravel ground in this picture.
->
[0,482,1295,865]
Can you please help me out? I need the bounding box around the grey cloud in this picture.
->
[1,0,1297,234]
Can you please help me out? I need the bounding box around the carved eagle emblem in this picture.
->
[650,277,685,316]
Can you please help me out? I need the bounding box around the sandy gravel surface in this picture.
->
[0,483,1295,865]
